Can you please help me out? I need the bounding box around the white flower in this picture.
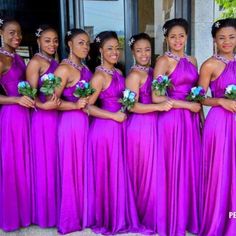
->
[35,28,43,37]
[41,74,49,81]
[0,19,3,26]
[215,22,220,28]
[123,89,131,98]
[95,37,101,43]
[191,87,196,93]
[67,31,72,36]
[226,84,236,93]
[163,27,167,35]
[128,38,135,47]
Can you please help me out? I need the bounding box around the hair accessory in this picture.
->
[67,31,72,36]
[35,28,43,37]
[95,37,101,43]
[163,27,167,35]
[0,18,4,27]
[215,22,220,28]
[128,37,135,47]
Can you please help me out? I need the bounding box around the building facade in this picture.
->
[0,0,221,71]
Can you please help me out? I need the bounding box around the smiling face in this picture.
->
[132,39,151,66]
[100,38,120,66]
[1,21,22,49]
[38,29,59,56]
[166,25,187,53]
[69,33,90,59]
[215,26,236,54]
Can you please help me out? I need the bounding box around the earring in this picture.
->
[38,43,41,53]
[69,48,73,60]
[55,50,59,62]
[214,42,218,54]
[1,35,4,47]
[133,55,136,66]
[166,40,169,52]
[100,53,104,65]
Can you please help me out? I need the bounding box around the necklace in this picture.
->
[165,51,187,61]
[96,65,115,76]
[0,47,15,58]
[213,54,236,64]
[62,58,83,71]
[35,52,53,62]
[131,64,149,73]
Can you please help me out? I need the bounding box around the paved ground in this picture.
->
[0,226,195,236]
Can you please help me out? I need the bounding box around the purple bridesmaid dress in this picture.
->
[157,53,201,236]
[87,68,140,235]
[57,66,92,234]
[200,55,236,236]
[126,68,159,234]
[0,54,32,231]
[31,59,59,227]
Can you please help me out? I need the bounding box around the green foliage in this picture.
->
[40,74,62,96]
[215,0,236,18]
[18,82,37,99]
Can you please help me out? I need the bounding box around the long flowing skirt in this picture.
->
[200,107,236,236]
[87,118,140,235]
[157,109,201,236]
[31,109,59,227]
[0,104,32,231]
[126,112,159,234]
[57,110,89,234]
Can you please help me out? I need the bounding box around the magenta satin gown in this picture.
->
[126,68,159,234]
[87,69,140,235]
[200,55,236,236]
[57,66,92,234]
[156,53,201,236]
[0,54,32,231]
[31,59,59,228]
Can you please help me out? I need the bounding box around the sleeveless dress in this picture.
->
[0,54,32,231]
[87,68,140,234]
[200,55,236,236]
[31,59,59,228]
[57,66,92,234]
[156,53,201,236]
[125,68,159,234]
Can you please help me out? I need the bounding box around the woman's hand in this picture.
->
[219,98,236,113]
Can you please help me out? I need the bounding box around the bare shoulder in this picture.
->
[27,56,41,68]
[127,70,141,81]
[155,54,169,66]
[91,70,105,82]
[200,57,219,72]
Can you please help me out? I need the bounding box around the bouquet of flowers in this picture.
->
[18,81,37,99]
[40,73,61,96]
[73,80,96,98]
[152,75,172,96]
[186,86,205,102]
[119,88,136,113]
[225,84,236,100]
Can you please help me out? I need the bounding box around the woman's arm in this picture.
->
[199,59,236,113]
[126,70,172,113]
[87,72,126,122]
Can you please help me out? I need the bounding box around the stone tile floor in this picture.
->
[0,226,194,236]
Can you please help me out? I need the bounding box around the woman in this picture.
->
[153,18,201,236]
[125,32,172,233]
[26,25,60,228]
[87,31,140,234]
[199,18,236,236]
[0,18,34,231]
[54,28,92,234]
